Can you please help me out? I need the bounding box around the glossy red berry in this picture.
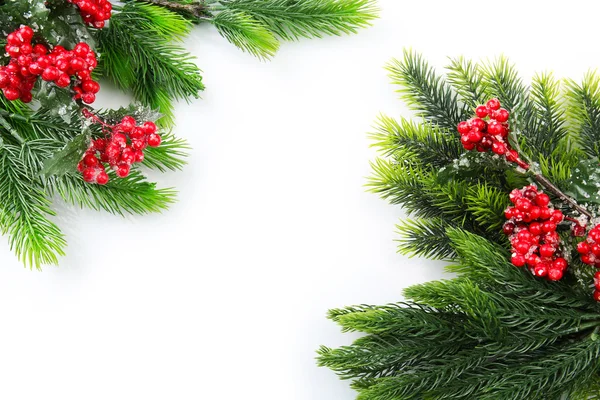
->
[147,133,161,147]
[96,171,109,185]
[486,98,501,110]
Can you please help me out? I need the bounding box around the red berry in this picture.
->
[19,26,34,41]
[81,92,96,104]
[578,242,591,254]
[514,241,531,255]
[55,73,71,88]
[492,141,507,155]
[457,121,470,134]
[116,164,130,178]
[475,105,488,118]
[495,109,509,123]
[119,116,136,133]
[511,254,526,267]
[547,268,563,281]
[503,222,515,235]
[147,133,161,147]
[553,258,568,271]
[142,121,157,135]
[82,167,97,182]
[539,244,555,258]
[133,150,144,163]
[468,130,483,143]
[486,98,501,110]
[129,126,145,139]
[41,66,59,81]
[81,79,100,94]
[534,263,548,277]
[534,193,550,207]
[83,153,99,167]
[112,133,127,147]
[96,171,109,185]
[594,290,600,302]
[3,87,20,101]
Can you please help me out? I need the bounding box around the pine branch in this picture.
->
[142,131,190,171]
[51,171,177,216]
[0,145,66,268]
[526,72,569,158]
[396,218,456,260]
[386,50,465,131]
[445,56,488,111]
[220,0,378,41]
[96,2,204,126]
[565,71,600,159]
[370,115,463,169]
[211,9,280,59]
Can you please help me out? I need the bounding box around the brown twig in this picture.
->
[143,0,210,19]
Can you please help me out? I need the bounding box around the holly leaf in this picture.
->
[102,103,162,125]
[564,159,600,205]
[40,132,90,177]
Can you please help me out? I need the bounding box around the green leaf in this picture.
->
[40,133,89,178]
[565,159,600,205]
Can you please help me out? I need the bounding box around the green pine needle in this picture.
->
[212,9,280,59]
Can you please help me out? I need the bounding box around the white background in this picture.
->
[0,1,599,399]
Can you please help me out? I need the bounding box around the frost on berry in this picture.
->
[503,185,567,281]
[457,99,528,169]
[78,112,161,184]
[0,26,100,104]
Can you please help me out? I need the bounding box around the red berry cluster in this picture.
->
[457,99,521,164]
[503,185,567,281]
[68,0,112,28]
[577,226,600,268]
[77,113,161,185]
[593,271,600,302]
[0,26,99,104]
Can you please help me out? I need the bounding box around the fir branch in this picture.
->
[463,183,508,233]
[565,71,600,159]
[96,2,204,126]
[370,116,463,169]
[396,218,456,260]
[526,72,569,158]
[445,56,488,111]
[0,145,66,268]
[142,131,190,171]
[211,9,279,59]
[220,0,378,41]
[479,56,529,113]
[386,50,465,131]
[51,171,177,216]
[327,303,466,336]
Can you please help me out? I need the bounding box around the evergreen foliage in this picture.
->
[319,51,600,399]
[0,0,375,268]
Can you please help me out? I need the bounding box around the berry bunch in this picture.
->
[68,0,112,28]
[577,226,600,268]
[503,185,567,281]
[0,26,99,104]
[78,113,162,185]
[457,99,522,164]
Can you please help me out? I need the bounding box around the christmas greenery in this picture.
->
[318,50,600,399]
[0,0,376,269]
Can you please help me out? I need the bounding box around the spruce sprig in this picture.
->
[320,51,600,399]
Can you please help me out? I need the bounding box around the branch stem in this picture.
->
[0,113,25,144]
[531,171,592,219]
[141,0,210,18]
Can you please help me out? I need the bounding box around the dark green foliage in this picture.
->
[320,52,600,398]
